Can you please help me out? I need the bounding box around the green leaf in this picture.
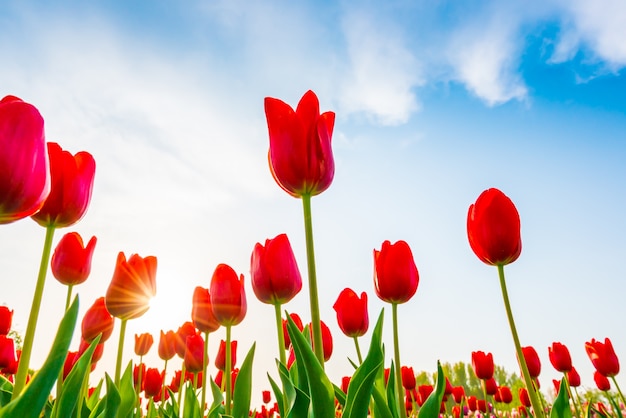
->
[333,383,346,408]
[549,378,572,418]
[85,379,103,411]
[53,334,102,418]
[276,358,309,418]
[417,361,446,418]
[207,377,224,418]
[182,382,200,418]
[385,362,400,418]
[96,374,121,418]
[343,309,385,418]
[371,383,394,418]
[116,361,137,418]
[268,374,285,418]
[0,297,79,418]
[232,343,256,418]
[285,313,335,418]
[0,376,12,407]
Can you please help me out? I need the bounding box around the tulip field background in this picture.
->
[2,0,626,409]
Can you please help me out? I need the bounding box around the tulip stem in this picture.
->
[12,224,56,399]
[497,264,544,418]
[161,359,168,406]
[564,373,581,418]
[392,303,407,418]
[274,303,287,366]
[611,376,626,407]
[114,318,127,386]
[177,362,186,411]
[201,331,209,414]
[301,193,324,367]
[65,285,73,312]
[225,324,232,415]
[353,336,363,364]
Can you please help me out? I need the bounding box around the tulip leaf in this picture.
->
[333,383,346,408]
[208,377,225,418]
[52,334,102,418]
[85,379,103,411]
[276,359,310,418]
[344,309,385,418]
[182,382,200,418]
[606,391,624,418]
[0,297,78,418]
[285,313,334,418]
[385,362,400,418]
[0,376,12,407]
[91,373,121,418]
[117,361,137,418]
[268,374,285,418]
[371,383,394,418]
[232,342,256,418]
[548,377,571,418]
[417,361,445,418]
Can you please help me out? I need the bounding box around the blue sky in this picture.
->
[1,0,626,405]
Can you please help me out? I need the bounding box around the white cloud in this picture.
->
[339,10,422,126]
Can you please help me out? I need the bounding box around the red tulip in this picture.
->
[567,366,581,387]
[518,387,531,408]
[552,379,561,396]
[401,366,416,390]
[62,350,79,379]
[452,405,461,418]
[309,320,333,362]
[209,264,246,327]
[174,322,199,359]
[250,234,302,305]
[282,313,303,349]
[467,395,478,411]
[452,386,465,403]
[51,232,97,285]
[0,95,50,224]
[333,288,368,338]
[105,252,157,320]
[548,342,572,373]
[341,376,351,394]
[520,346,541,378]
[133,363,146,391]
[2,348,19,375]
[262,389,271,404]
[417,384,434,406]
[373,240,419,304]
[184,334,205,373]
[472,351,494,380]
[78,339,104,364]
[594,370,611,391]
[497,386,513,404]
[264,90,335,197]
[81,297,115,343]
[158,330,177,361]
[477,399,488,413]
[0,336,16,369]
[485,377,498,395]
[31,142,95,228]
[467,188,522,266]
[144,368,164,398]
[191,286,220,334]
[0,306,13,335]
[169,370,182,393]
[586,337,620,377]
[215,339,237,371]
[134,333,154,356]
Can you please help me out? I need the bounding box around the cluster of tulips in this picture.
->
[0,91,623,418]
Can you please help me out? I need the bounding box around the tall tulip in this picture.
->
[184,334,205,375]
[251,233,302,366]
[81,297,115,343]
[264,90,335,367]
[158,329,177,403]
[144,368,164,399]
[594,371,611,391]
[472,351,494,380]
[586,337,625,405]
[0,307,13,335]
[401,366,416,391]
[215,339,237,371]
[13,141,96,399]
[209,263,246,415]
[51,232,97,310]
[0,336,16,369]
[333,288,368,363]
[135,333,154,356]
[105,251,157,385]
[548,342,572,373]
[374,239,419,418]
[466,188,542,417]
[308,320,333,362]
[0,95,49,224]
[520,346,541,378]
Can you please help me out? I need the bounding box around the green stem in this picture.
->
[274,303,286,366]
[392,303,407,418]
[65,285,73,312]
[201,331,209,414]
[225,325,232,415]
[564,373,581,418]
[114,318,128,386]
[161,359,168,405]
[177,362,186,412]
[301,194,324,367]
[497,264,544,418]
[12,224,56,399]
[135,355,143,418]
[353,336,363,364]
[611,376,626,407]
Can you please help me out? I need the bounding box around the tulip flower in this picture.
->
[184,334,205,375]
[62,351,79,380]
[452,386,465,403]
[81,297,115,343]
[373,240,419,304]
[282,312,303,349]
[401,366,416,390]
[144,368,164,399]
[341,376,351,394]
[549,342,572,373]
[215,339,237,371]
[264,90,335,198]
[467,188,521,266]
[51,232,97,286]
[0,306,13,335]
[0,95,49,224]
[309,320,333,362]
[568,366,581,387]
[174,322,199,359]
[485,377,498,395]
[158,330,177,361]
[518,387,531,408]
[78,338,104,364]
[472,351,494,380]
[191,286,220,334]
[520,346,541,378]
[594,371,611,391]
[0,336,16,369]
[417,384,434,406]
[586,337,620,377]
[333,288,369,338]
[135,333,154,356]
[133,363,146,391]
[105,251,157,385]
[31,142,95,228]
[210,264,246,327]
